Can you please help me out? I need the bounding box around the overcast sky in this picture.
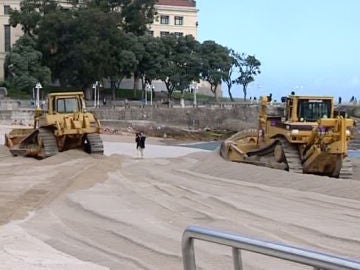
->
[196,0,360,101]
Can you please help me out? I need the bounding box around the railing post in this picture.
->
[232,247,243,270]
[182,234,196,270]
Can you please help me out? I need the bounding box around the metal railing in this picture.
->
[182,225,360,270]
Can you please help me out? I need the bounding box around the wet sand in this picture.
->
[0,127,360,269]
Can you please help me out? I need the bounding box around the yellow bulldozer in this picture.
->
[5,91,103,159]
[220,94,355,178]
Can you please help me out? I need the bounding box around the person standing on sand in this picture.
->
[136,132,146,158]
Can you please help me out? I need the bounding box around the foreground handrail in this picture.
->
[182,225,360,270]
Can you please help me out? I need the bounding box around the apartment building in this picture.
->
[151,0,197,39]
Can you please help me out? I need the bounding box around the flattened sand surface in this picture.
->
[0,127,360,269]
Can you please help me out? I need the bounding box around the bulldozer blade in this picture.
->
[6,129,41,157]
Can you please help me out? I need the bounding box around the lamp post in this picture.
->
[151,85,154,106]
[92,83,96,107]
[92,81,102,108]
[97,82,102,107]
[193,84,198,107]
[145,84,148,105]
[145,83,153,106]
[35,82,42,109]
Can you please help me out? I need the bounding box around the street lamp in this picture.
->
[151,85,154,106]
[192,83,198,107]
[35,82,42,108]
[98,82,102,107]
[92,83,96,107]
[92,81,102,108]
[144,83,149,105]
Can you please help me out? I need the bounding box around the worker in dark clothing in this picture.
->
[136,131,146,158]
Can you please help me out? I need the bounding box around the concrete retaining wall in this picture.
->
[0,105,260,130]
[92,104,260,130]
[0,110,34,125]
[1,103,357,131]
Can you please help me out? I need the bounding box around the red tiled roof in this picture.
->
[156,0,196,7]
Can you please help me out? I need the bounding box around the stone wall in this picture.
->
[0,109,34,125]
[92,104,260,131]
[0,104,260,130]
[1,103,358,131]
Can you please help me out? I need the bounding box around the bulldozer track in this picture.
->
[39,128,59,158]
[278,137,303,174]
[339,157,353,179]
[86,133,104,154]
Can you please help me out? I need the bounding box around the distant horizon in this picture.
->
[196,0,360,101]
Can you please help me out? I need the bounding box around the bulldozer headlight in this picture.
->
[346,129,351,136]
[291,129,299,135]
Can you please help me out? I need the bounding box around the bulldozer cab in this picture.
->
[47,92,85,114]
[285,95,334,122]
[54,97,78,113]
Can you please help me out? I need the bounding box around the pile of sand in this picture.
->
[0,129,360,269]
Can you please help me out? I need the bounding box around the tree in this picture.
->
[131,34,166,97]
[108,32,138,100]
[9,0,158,90]
[120,0,157,35]
[9,0,58,37]
[223,49,239,101]
[234,53,261,101]
[36,8,125,88]
[158,34,201,100]
[5,35,51,92]
[200,40,232,100]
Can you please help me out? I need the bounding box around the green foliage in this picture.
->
[133,34,166,92]
[158,34,201,99]
[8,0,261,101]
[9,0,58,36]
[233,53,261,100]
[5,35,51,93]
[86,0,157,35]
[35,7,140,89]
[109,32,138,80]
[223,49,239,101]
[9,0,157,89]
[200,40,232,100]
[120,0,157,35]
[37,9,105,87]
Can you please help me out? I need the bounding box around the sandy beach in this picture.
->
[0,126,360,269]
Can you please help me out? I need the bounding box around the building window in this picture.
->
[4,25,11,52]
[4,5,10,15]
[160,15,169,25]
[160,31,170,37]
[174,16,183,25]
[174,32,183,38]
[146,30,154,36]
